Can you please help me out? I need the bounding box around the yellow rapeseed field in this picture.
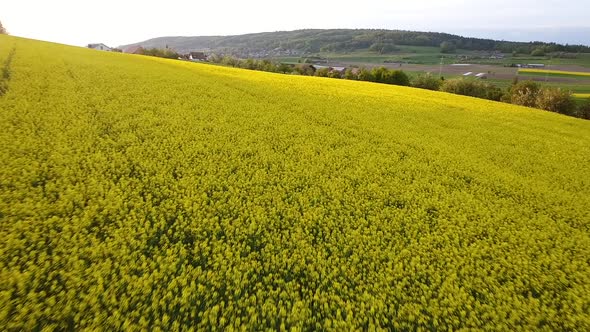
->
[1,35,590,331]
[573,93,590,98]
[519,68,590,77]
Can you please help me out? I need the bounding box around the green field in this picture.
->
[1,35,590,330]
[540,82,590,94]
[318,46,447,65]
[278,47,590,96]
[471,55,590,67]
[485,78,590,94]
[284,47,590,67]
[311,47,456,65]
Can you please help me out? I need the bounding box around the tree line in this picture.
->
[144,29,590,55]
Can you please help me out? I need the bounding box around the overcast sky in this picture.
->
[2,0,589,47]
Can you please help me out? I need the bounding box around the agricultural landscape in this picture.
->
[1,25,590,332]
[127,29,590,100]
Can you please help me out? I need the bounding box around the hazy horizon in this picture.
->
[124,27,590,48]
[3,0,590,47]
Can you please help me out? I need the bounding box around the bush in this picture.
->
[258,59,278,73]
[369,42,399,54]
[505,81,578,116]
[343,68,357,80]
[440,79,505,101]
[242,59,258,70]
[277,63,292,74]
[315,68,330,77]
[440,41,456,53]
[508,81,542,107]
[327,70,342,79]
[143,48,179,59]
[484,85,505,101]
[535,88,575,115]
[357,68,373,82]
[575,98,590,119]
[412,74,442,91]
[370,67,410,86]
[371,67,388,83]
[531,48,545,56]
[293,64,314,76]
[387,70,410,86]
[221,56,240,67]
[441,79,482,98]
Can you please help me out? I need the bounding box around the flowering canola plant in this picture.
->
[518,68,590,77]
[1,35,590,331]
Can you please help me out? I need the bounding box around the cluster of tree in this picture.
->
[133,29,590,56]
[440,41,457,53]
[578,99,590,120]
[141,48,180,59]
[207,55,291,73]
[0,20,7,35]
[355,67,410,85]
[437,78,586,118]
[208,55,411,86]
[527,44,590,56]
[440,78,504,101]
[368,42,400,54]
[502,80,584,117]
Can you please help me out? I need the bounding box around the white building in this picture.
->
[87,43,113,51]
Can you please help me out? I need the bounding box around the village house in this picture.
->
[189,52,208,61]
[310,65,347,75]
[87,43,112,51]
[330,66,347,74]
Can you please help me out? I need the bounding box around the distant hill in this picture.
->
[120,28,590,55]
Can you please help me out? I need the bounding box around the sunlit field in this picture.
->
[519,68,590,77]
[1,35,590,331]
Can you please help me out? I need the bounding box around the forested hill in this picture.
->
[121,29,590,54]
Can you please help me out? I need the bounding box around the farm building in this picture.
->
[463,72,473,76]
[123,46,144,54]
[310,65,347,74]
[87,43,112,51]
[516,63,546,68]
[310,65,329,71]
[331,66,346,74]
[189,52,207,61]
[475,73,488,79]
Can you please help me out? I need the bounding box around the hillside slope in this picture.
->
[120,29,590,54]
[1,35,590,330]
